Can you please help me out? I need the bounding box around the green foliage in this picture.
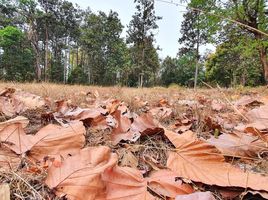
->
[205,41,264,87]
[0,26,35,81]
[68,65,88,84]
[80,10,129,85]
[161,52,205,86]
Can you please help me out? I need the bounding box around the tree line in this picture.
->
[0,0,267,87]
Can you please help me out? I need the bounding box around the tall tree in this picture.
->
[178,0,219,87]
[127,0,161,87]
[228,0,268,83]
[0,26,35,81]
[78,10,128,85]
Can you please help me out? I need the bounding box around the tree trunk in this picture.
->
[44,25,49,82]
[259,47,268,83]
[76,46,79,67]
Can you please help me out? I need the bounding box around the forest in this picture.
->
[0,0,267,87]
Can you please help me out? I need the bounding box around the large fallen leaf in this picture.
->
[101,166,155,200]
[13,90,46,109]
[208,132,268,157]
[147,169,194,198]
[29,122,86,161]
[0,146,21,171]
[46,146,118,200]
[246,105,268,129]
[0,116,85,160]
[234,95,263,107]
[165,129,268,191]
[0,88,45,116]
[175,191,216,200]
[0,116,32,154]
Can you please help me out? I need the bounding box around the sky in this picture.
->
[69,0,213,58]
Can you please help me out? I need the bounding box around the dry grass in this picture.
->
[0,82,267,107]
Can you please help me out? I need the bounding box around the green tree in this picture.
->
[0,26,35,81]
[127,0,161,87]
[161,52,205,86]
[79,10,129,85]
[205,33,263,87]
[227,0,268,83]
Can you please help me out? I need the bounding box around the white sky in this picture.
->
[70,0,214,58]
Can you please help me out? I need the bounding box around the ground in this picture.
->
[0,82,268,200]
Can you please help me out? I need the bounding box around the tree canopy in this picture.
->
[0,0,267,87]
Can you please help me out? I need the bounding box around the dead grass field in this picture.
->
[1,82,267,106]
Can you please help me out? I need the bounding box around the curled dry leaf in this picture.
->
[101,166,155,200]
[46,146,118,200]
[158,99,170,107]
[234,96,263,107]
[207,132,268,157]
[147,169,194,198]
[165,129,268,191]
[29,122,86,161]
[110,110,135,145]
[131,113,164,136]
[133,97,149,109]
[0,116,29,131]
[149,107,173,120]
[53,100,107,127]
[175,191,216,200]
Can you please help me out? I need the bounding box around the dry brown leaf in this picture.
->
[147,169,194,198]
[211,100,225,111]
[0,88,45,116]
[175,191,216,200]
[45,146,118,200]
[54,99,107,126]
[13,90,46,109]
[101,166,155,200]
[29,122,86,161]
[131,113,163,136]
[234,96,263,107]
[165,129,268,191]
[110,110,134,145]
[0,146,21,171]
[149,107,173,120]
[208,132,267,157]
[0,184,10,200]
[158,99,170,107]
[0,116,29,131]
[246,105,268,129]
[119,149,139,168]
[133,97,149,109]
[0,117,33,154]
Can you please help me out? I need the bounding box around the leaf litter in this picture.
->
[0,87,268,199]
